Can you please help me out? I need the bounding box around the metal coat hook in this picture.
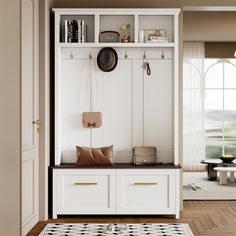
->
[161,50,165,59]
[89,51,92,59]
[124,51,128,59]
[70,51,74,59]
[143,51,146,59]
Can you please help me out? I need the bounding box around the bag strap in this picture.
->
[94,60,100,111]
[83,58,100,112]
[83,59,91,112]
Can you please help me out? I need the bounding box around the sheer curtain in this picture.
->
[183,42,205,171]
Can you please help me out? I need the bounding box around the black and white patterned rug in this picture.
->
[39,223,194,236]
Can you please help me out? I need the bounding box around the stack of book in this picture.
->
[64,20,87,43]
[146,36,168,43]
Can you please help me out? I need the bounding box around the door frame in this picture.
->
[38,0,51,221]
[182,6,236,201]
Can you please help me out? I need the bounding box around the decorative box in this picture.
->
[99,31,120,43]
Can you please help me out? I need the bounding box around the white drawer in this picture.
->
[53,169,116,215]
[116,169,177,214]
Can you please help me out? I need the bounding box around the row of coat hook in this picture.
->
[69,50,166,60]
[123,50,166,59]
[70,51,93,59]
[143,50,165,59]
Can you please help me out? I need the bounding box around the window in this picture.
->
[205,59,236,158]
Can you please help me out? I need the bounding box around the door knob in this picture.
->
[32,120,41,133]
[32,120,41,125]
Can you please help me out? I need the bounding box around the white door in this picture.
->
[21,0,39,235]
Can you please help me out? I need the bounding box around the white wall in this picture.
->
[0,0,21,235]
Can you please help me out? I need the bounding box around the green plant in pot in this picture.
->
[219,153,235,163]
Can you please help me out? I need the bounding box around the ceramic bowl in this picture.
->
[220,156,235,163]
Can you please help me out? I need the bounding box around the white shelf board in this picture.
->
[58,42,176,48]
[52,8,181,15]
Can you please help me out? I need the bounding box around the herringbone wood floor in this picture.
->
[28,201,236,236]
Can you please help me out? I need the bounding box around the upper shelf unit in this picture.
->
[53,8,180,48]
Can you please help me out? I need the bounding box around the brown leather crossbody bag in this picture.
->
[82,112,102,128]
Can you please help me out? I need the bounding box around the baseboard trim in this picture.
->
[22,215,38,236]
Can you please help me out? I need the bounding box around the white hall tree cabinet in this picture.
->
[53,8,181,218]
[52,164,181,219]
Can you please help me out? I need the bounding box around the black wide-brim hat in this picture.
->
[97,47,118,72]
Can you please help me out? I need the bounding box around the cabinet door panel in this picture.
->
[117,169,176,214]
[61,60,91,150]
[144,59,173,162]
[55,170,116,214]
[132,59,144,147]
[102,60,132,157]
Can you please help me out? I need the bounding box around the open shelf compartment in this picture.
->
[99,15,135,43]
[138,15,174,43]
[60,14,95,43]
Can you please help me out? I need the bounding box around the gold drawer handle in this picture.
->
[134,183,158,186]
[74,182,98,186]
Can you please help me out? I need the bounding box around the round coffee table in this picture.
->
[201,159,236,181]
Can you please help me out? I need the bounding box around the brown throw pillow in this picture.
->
[76,145,113,166]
